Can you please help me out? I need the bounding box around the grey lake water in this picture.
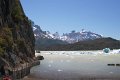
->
[24,51,120,80]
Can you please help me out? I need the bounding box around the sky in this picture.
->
[21,0,120,40]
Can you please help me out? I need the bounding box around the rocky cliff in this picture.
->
[0,0,35,67]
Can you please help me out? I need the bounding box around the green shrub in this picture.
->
[0,46,4,56]
[0,27,13,53]
[0,37,6,47]
[17,39,24,47]
[16,39,27,53]
[2,27,13,47]
[11,0,24,21]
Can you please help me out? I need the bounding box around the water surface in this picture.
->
[25,51,120,80]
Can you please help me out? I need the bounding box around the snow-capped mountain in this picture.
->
[33,25,102,43]
[60,30,102,43]
[33,25,53,39]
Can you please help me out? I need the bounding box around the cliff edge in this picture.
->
[0,0,35,67]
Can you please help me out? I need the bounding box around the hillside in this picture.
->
[35,38,68,50]
[0,0,35,67]
[41,37,120,51]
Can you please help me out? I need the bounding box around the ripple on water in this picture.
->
[49,60,53,63]
[57,69,63,72]
[60,60,63,62]
[109,72,113,74]
[48,64,52,67]
[66,60,70,62]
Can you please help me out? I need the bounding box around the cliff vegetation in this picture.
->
[0,0,35,67]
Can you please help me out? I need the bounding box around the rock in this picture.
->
[0,0,35,67]
[36,55,44,60]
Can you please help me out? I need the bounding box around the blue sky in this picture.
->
[21,0,120,39]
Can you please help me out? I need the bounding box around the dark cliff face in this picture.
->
[0,0,35,66]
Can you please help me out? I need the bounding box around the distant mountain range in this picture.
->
[33,25,102,43]
[32,24,120,50]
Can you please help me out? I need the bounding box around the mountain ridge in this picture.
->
[32,22,120,51]
[33,25,102,43]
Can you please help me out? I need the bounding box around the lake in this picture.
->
[24,51,120,80]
